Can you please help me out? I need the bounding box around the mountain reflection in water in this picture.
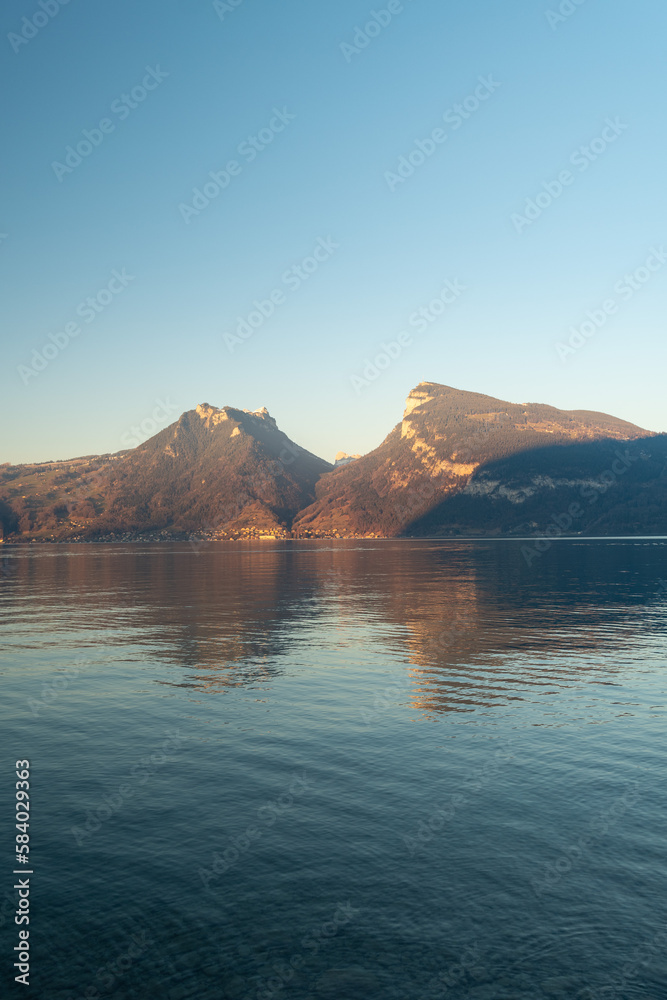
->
[1,539,666,1000]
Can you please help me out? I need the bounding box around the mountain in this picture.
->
[292,383,665,538]
[0,404,331,541]
[334,452,361,467]
[2,385,666,542]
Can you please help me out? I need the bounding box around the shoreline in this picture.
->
[3,533,667,545]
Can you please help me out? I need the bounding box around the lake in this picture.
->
[1,539,666,1000]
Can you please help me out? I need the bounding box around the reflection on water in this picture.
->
[0,540,666,999]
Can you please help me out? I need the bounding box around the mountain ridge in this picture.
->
[291,382,656,537]
[0,401,331,541]
[1,385,665,542]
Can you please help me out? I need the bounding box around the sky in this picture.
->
[2,0,666,465]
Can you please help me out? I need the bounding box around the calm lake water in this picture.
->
[1,539,666,1000]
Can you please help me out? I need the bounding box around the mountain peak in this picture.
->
[404,383,439,418]
[292,381,654,538]
[195,403,230,428]
[240,406,277,427]
[3,400,332,541]
[3,383,661,543]
[194,402,277,431]
[334,452,361,467]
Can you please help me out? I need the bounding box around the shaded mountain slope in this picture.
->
[292,383,654,538]
[405,435,667,537]
[2,384,664,542]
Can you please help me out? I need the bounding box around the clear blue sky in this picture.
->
[2,0,666,464]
